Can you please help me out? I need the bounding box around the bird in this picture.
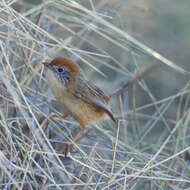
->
[42,57,115,156]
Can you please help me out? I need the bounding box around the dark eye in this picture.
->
[58,67,63,72]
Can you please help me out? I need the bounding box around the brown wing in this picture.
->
[70,74,116,122]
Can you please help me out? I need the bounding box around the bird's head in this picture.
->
[42,57,80,85]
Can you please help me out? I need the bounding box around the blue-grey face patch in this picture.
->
[54,66,70,85]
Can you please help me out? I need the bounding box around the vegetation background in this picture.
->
[0,0,190,189]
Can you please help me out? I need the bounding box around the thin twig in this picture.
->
[111,61,160,97]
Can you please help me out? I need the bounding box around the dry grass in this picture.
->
[0,0,190,189]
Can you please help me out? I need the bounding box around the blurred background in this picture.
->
[0,0,190,189]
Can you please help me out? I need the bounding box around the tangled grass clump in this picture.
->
[0,1,190,189]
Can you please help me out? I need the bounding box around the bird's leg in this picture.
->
[64,123,85,156]
[39,115,86,157]
[39,113,69,132]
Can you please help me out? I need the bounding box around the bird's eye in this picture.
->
[58,67,63,72]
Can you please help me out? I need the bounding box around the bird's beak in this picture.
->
[42,62,52,70]
[42,62,50,67]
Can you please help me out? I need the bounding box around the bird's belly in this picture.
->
[62,94,107,125]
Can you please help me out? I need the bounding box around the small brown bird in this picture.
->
[43,57,115,155]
